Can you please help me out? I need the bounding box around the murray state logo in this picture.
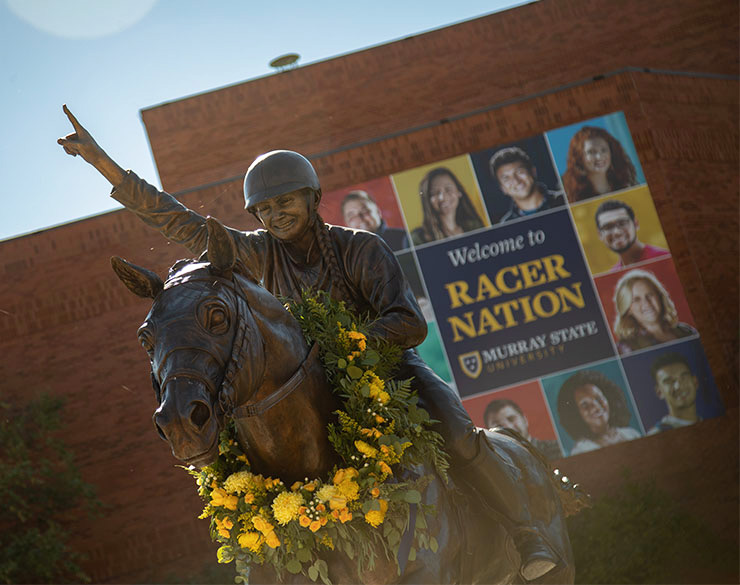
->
[458,351,482,379]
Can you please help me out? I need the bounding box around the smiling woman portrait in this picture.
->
[557,370,640,455]
[613,269,696,354]
[562,126,638,202]
[411,167,484,245]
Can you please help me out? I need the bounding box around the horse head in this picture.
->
[112,218,338,480]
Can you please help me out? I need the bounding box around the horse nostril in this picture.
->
[190,401,211,429]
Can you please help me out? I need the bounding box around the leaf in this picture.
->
[362,350,380,366]
[216,545,234,564]
[347,365,363,379]
[337,358,347,369]
[297,547,312,563]
[286,559,302,574]
[430,537,439,553]
[317,559,329,584]
[308,565,319,581]
[362,499,381,513]
[387,528,401,547]
[404,490,422,504]
[344,540,355,559]
[408,547,417,561]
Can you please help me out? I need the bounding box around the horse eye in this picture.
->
[200,300,230,335]
[138,330,155,358]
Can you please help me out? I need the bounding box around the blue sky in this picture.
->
[0,0,528,241]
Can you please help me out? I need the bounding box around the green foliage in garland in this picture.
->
[186,291,449,584]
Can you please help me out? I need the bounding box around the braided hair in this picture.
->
[312,210,353,304]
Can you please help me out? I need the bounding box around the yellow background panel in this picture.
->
[390,154,489,237]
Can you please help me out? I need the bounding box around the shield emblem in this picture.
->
[458,351,482,379]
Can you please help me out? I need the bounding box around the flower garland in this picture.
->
[186,292,448,584]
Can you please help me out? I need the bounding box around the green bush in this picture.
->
[0,393,100,584]
[567,473,738,584]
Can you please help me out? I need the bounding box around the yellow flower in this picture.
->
[309,520,322,533]
[364,499,388,527]
[265,531,281,548]
[328,493,347,511]
[244,493,255,504]
[370,487,380,498]
[333,468,360,502]
[355,440,378,459]
[272,491,304,525]
[237,531,263,553]
[223,471,256,495]
[210,487,239,510]
[361,427,383,439]
[299,515,311,527]
[316,484,339,503]
[376,390,390,405]
[251,515,273,535]
[333,468,359,484]
[338,508,352,523]
[320,534,335,550]
[214,516,234,538]
[377,461,393,477]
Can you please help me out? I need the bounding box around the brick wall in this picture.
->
[1,0,737,581]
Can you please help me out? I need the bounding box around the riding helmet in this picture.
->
[243,150,320,209]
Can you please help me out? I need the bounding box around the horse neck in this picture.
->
[232,282,340,483]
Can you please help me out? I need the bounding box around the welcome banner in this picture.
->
[320,112,724,459]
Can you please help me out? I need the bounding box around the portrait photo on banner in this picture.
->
[320,175,411,253]
[571,185,671,275]
[469,134,566,225]
[546,111,646,204]
[391,155,490,247]
[541,359,643,457]
[462,380,563,461]
[594,256,697,355]
[620,338,725,437]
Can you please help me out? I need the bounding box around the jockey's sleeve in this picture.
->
[110,171,265,279]
[347,234,427,349]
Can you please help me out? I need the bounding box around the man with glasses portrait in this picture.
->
[595,200,668,270]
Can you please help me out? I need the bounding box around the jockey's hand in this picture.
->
[57,104,125,186]
[57,105,105,164]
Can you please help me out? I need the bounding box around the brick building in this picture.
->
[1,0,737,581]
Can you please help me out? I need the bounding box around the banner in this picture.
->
[320,111,724,459]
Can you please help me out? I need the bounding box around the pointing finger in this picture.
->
[62,104,84,132]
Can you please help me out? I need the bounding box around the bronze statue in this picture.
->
[60,106,577,583]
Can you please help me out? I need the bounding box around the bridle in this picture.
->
[152,266,320,424]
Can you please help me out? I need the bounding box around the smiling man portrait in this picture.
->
[594,200,668,270]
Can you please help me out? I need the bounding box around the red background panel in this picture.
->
[462,380,559,441]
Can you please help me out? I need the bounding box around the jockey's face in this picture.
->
[252,189,319,242]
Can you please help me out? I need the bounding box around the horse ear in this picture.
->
[111,256,164,298]
[206,216,236,273]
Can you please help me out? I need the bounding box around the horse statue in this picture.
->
[111,218,576,584]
